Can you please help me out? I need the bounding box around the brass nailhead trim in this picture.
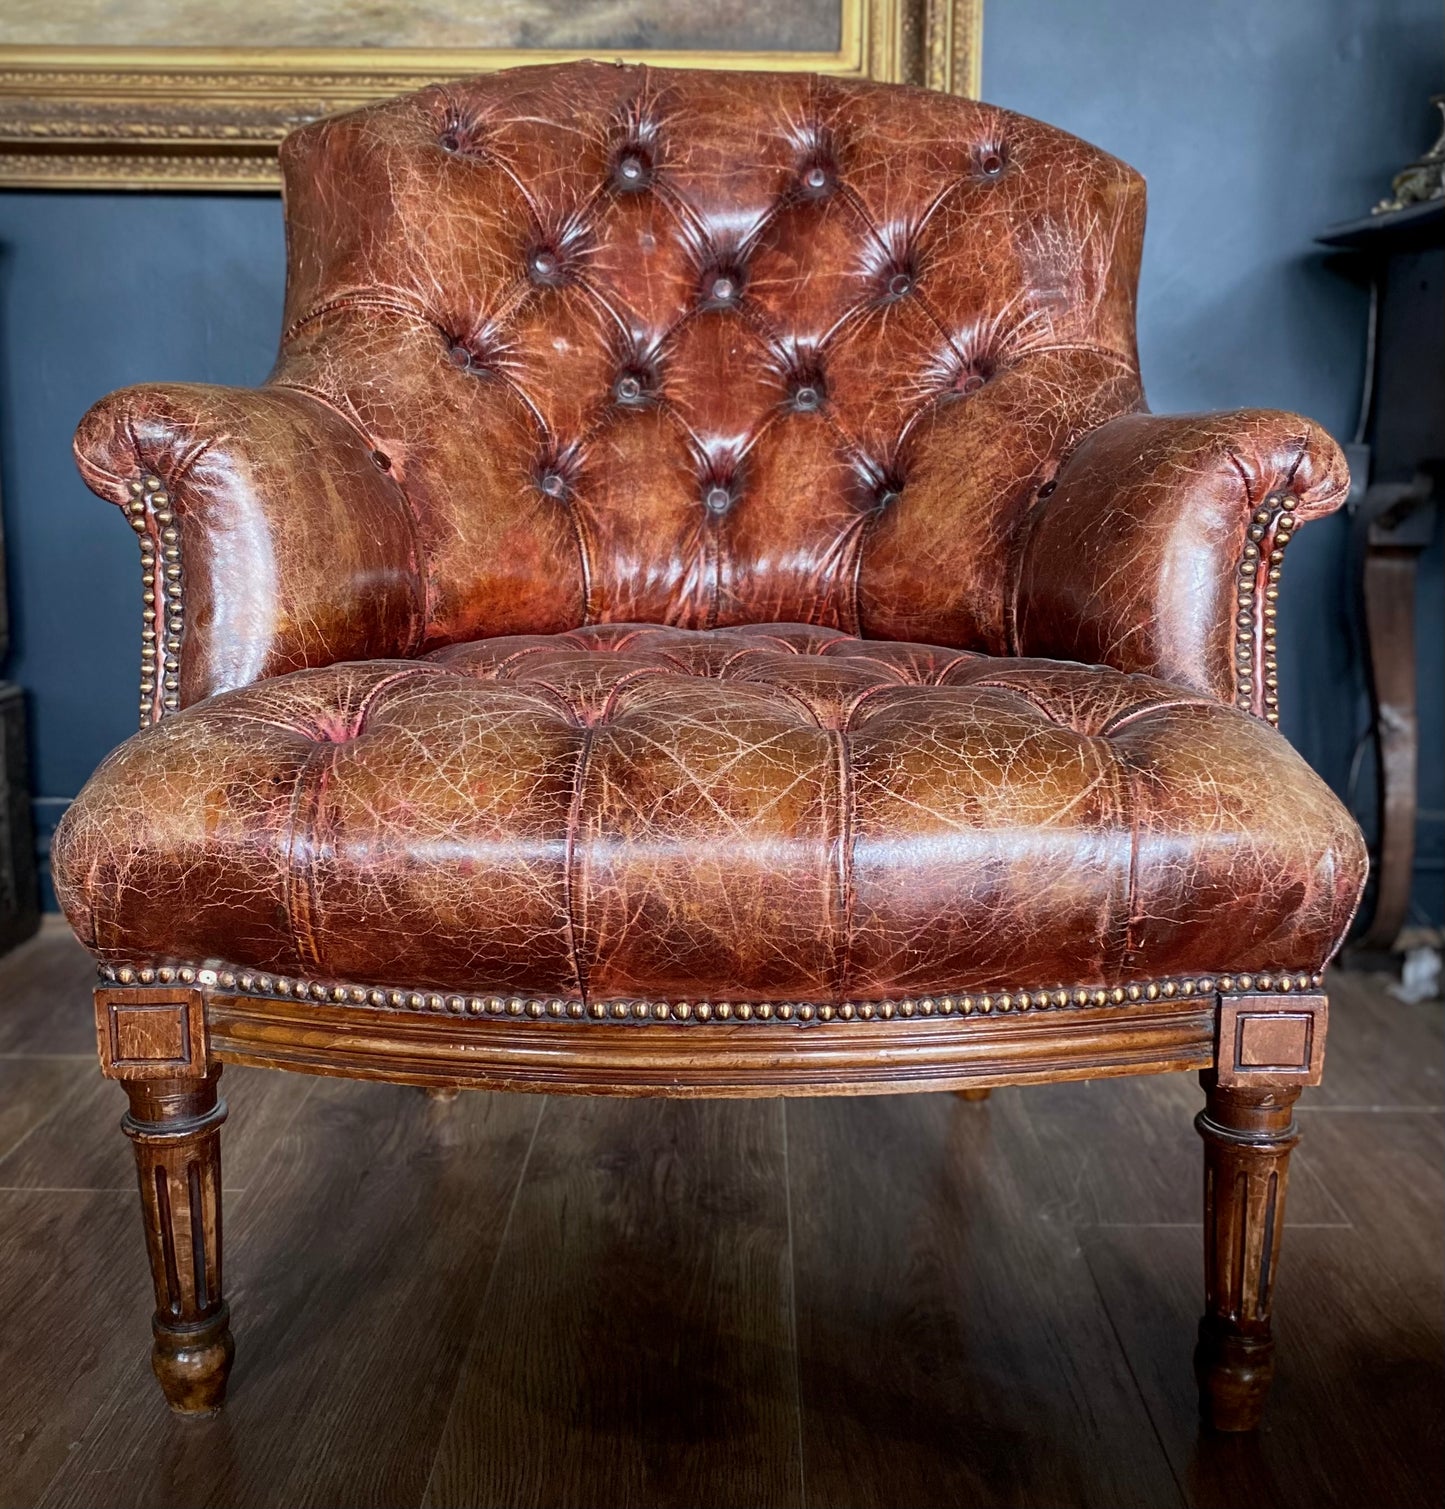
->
[94,961,1326,1027]
[109,485,1308,995]
[121,475,1298,732]
[128,473,182,727]
[1235,490,1296,727]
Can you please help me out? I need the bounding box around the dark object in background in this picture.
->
[1320,124,1445,953]
[0,469,40,955]
[1374,95,1445,212]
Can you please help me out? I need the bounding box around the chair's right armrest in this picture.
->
[76,382,426,722]
[1014,410,1348,722]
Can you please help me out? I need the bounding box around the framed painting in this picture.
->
[0,0,981,191]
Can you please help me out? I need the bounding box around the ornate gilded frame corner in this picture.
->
[0,0,982,192]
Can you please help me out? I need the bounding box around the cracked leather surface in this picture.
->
[75,384,425,705]
[54,624,1365,1000]
[58,64,1366,999]
[76,61,1151,696]
[1017,410,1348,704]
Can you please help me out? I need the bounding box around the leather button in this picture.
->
[856,457,905,512]
[700,260,746,307]
[887,272,913,299]
[529,248,561,283]
[615,153,650,189]
[610,345,660,407]
[447,342,474,370]
[792,384,822,412]
[439,125,483,158]
[704,486,732,515]
[370,449,392,471]
[539,472,568,499]
[801,163,834,198]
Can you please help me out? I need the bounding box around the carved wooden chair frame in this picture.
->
[96,957,1325,1428]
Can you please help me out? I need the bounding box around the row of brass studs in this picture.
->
[1235,490,1296,726]
[96,961,1326,1025]
[126,474,182,726]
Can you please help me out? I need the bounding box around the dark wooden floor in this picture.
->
[0,923,1440,1509]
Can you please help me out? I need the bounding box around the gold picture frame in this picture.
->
[0,0,981,191]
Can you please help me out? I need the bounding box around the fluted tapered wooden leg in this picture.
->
[1194,1074,1300,1431]
[123,1068,233,1414]
[953,1087,991,1102]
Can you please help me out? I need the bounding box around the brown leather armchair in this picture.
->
[54,63,1366,1432]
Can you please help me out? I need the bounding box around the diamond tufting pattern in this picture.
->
[53,66,1372,1426]
[71,64,1349,725]
[58,63,1365,1013]
[55,624,1364,1004]
[268,62,1144,651]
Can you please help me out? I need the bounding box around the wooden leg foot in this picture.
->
[153,1306,235,1415]
[1194,1075,1300,1432]
[124,1070,234,1415]
[953,1087,992,1102]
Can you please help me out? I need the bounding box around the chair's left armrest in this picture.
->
[1014,410,1349,723]
[75,382,426,721]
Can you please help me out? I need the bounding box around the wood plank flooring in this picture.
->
[0,921,1439,1509]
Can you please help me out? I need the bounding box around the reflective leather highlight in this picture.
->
[54,625,1365,1000]
[58,65,1366,1006]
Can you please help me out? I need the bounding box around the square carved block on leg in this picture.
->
[1216,992,1327,1088]
[96,987,207,1080]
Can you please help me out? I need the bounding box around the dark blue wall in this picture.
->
[0,196,287,896]
[0,0,1441,917]
[984,0,1444,924]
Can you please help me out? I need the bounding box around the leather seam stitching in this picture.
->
[282,744,331,977]
[1116,748,1145,975]
[282,292,430,343]
[267,381,430,654]
[562,726,596,1002]
[830,728,856,1004]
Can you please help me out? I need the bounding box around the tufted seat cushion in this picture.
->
[54,625,1364,1008]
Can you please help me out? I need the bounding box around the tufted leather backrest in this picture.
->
[273,61,1146,653]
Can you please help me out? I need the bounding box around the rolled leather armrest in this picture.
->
[1014,410,1349,722]
[75,382,426,719]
